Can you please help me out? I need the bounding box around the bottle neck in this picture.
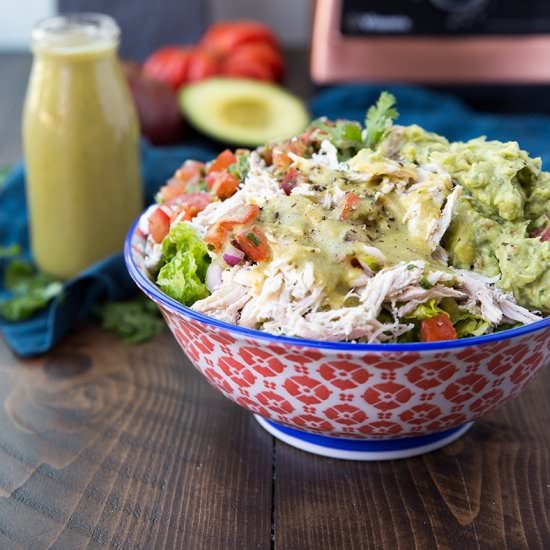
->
[32,13,119,60]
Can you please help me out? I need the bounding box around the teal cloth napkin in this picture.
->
[2,84,550,356]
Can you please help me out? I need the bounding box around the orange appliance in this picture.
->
[311,0,550,84]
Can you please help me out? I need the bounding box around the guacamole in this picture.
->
[394,124,550,311]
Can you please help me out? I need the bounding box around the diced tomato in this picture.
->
[204,205,261,251]
[340,192,361,220]
[420,314,457,342]
[148,207,171,243]
[158,160,206,201]
[542,227,550,241]
[205,223,230,251]
[143,46,193,90]
[201,21,278,55]
[169,192,212,223]
[235,225,271,262]
[207,149,237,175]
[272,140,308,169]
[175,160,205,183]
[206,171,240,199]
[187,48,219,82]
[158,179,187,202]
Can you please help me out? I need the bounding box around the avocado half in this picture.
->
[179,77,310,147]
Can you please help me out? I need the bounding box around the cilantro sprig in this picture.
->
[311,91,399,157]
[95,296,164,344]
[364,91,398,149]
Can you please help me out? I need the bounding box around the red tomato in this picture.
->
[204,204,260,251]
[169,192,212,223]
[235,225,271,262]
[222,58,276,82]
[143,46,193,90]
[148,207,171,243]
[222,42,284,81]
[158,179,187,202]
[187,48,219,82]
[207,149,237,175]
[340,192,361,220]
[206,171,240,199]
[201,21,278,55]
[205,223,229,251]
[174,160,205,183]
[420,314,457,342]
[272,140,308,169]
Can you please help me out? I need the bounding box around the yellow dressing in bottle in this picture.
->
[23,14,143,279]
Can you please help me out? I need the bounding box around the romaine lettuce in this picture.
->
[156,223,211,306]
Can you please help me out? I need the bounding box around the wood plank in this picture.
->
[0,325,273,549]
[273,367,550,550]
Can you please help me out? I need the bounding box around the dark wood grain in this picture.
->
[0,326,273,549]
[273,368,550,550]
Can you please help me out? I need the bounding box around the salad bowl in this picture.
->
[125,218,550,460]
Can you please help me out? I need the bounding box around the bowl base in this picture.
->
[254,415,473,461]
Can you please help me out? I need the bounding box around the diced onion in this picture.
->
[222,242,245,266]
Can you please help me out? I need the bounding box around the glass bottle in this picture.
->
[23,13,143,279]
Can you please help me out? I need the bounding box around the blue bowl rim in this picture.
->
[125,216,550,353]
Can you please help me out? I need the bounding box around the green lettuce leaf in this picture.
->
[404,299,446,321]
[439,298,489,337]
[0,260,63,321]
[156,223,211,306]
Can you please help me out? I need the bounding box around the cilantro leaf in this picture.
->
[313,120,363,151]
[95,296,164,344]
[0,260,63,321]
[364,91,399,149]
[228,150,250,180]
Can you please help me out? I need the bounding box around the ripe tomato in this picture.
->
[169,192,212,223]
[143,46,193,90]
[235,225,271,262]
[148,207,171,243]
[420,314,457,342]
[201,21,278,55]
[340,193,361,220]
[207,149,237,175]
[206,172,240,199]
[222,42,284,81]
[187,48,219,82]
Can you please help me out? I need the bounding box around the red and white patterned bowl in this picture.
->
[125,218,550,460]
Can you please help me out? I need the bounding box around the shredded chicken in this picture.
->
[457,270,541,325]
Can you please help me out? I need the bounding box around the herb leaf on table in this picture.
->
[95,296,164,344]
[0,259,63,321]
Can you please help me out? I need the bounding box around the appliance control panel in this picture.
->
[341,0,550,36]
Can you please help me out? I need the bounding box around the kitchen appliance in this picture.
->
[311,0,550,84]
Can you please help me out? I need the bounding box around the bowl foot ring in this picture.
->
[254,415,473,461]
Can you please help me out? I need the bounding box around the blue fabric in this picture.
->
[2,84,550,357]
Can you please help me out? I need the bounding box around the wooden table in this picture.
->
[0,52,549,550]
